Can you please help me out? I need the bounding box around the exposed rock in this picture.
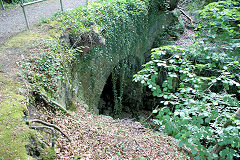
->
[61,25,106,53]
[54,0,182,113]
[25,136,56,160]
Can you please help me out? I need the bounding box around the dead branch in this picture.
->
[28,119,71,142]
[178,7,193,24]
[142,105,159,123]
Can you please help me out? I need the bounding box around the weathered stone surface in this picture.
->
[56,1,181,112]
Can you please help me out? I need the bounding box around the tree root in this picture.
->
[33,91,71,115]
[28,119,71,142]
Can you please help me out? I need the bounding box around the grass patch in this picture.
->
[5,25,63,49]
[6,31,42,49]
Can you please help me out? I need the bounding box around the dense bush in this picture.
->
[134,0,240,159]
[3,0,22,4]
[2,0,35,4]
[196,0,240,58]
[134,46,240,159]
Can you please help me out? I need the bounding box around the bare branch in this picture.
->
[178,7,193,24]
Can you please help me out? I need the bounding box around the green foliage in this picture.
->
[134,0,240,159]
[2,0,32,4]
[135,46,240,159]
[196,0,240,57]
[184,0,218,12]
[22,41,78,98]
[21,0,162,113]
[54,0,151,55]
[49,0,172,111]
[112,63,127,117]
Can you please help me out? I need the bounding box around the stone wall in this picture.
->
[54,0,181,112]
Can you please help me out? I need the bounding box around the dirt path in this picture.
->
[0,0,96,44]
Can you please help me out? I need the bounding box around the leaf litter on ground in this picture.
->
[39,103,190,160]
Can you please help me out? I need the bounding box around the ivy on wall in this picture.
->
[23,0,176,112]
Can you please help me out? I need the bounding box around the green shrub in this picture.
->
[134,0,240,159]
[196,0,240,58]
[3,0,32,4]
[134,46,240,159]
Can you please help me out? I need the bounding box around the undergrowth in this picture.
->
[134,0,240,159]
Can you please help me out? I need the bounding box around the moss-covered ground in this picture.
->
[0,22,60,159]
[0,76,33,160]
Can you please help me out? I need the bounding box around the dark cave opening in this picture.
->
[97,70,161,120]
[98,73,114,115]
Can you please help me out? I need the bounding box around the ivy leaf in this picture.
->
[162,81,167,87]
[169,59,174,63]
[179,141,185,147]
[192,149,198,155]
[152,109,158,114]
